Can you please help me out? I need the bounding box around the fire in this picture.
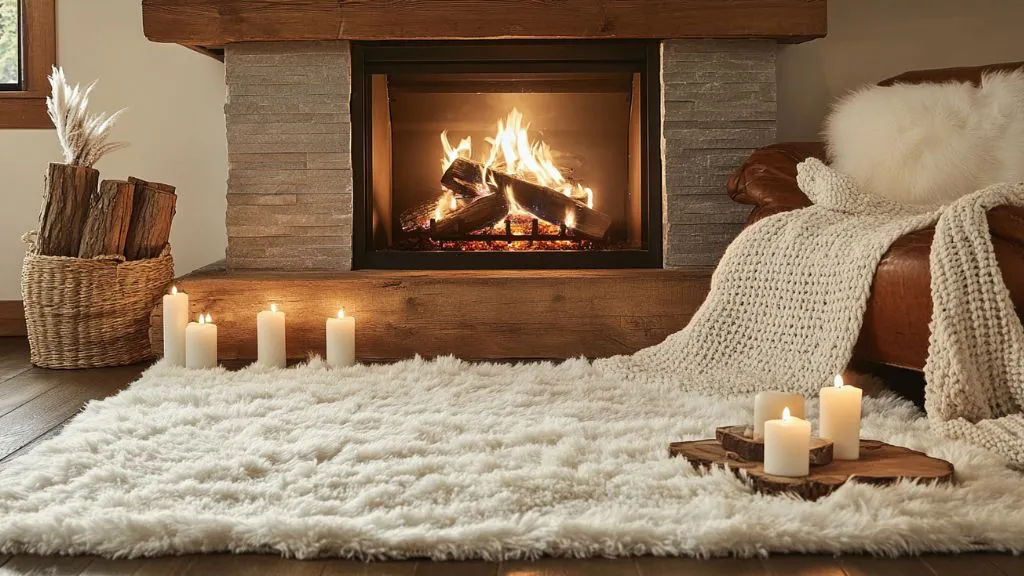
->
[564,209,576,229]
[439,108,594,206]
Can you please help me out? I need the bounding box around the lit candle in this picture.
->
[162,286,189,366]
[256,303,287,368]
[185,313,217,369]
[763,407,811,477]
[326,308,355,368]
[753,391,805,438]
[819,374,863,460]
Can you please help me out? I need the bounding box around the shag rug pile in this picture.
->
[1,357,1023,559]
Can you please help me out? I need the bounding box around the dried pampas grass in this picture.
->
[46,67,127,167]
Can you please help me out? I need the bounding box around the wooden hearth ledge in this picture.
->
[143,0,826,54]
[150,264,712,361]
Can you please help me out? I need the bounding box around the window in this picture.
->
[0,0,20,90]
[0,0,55,128]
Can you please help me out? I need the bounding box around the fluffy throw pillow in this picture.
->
[825,70,1024,206]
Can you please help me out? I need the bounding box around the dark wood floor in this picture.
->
[0,337,1019,576]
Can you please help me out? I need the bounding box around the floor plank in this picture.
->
[0,369,66,419]
[761,555,846,575]
[180,554,325,576]
[987,554,1024,576]
[361,561,419,576]
[0,364,143,461]
[636,556,764,576]
[920,553,1007,575]
[0,422,67,473]
[502,558,638,576]
[0,339,31,384]
[0,554,95,575]
[417,560,499,576]
[79,558,144,575]
[839,555,935,576]
[131,556,197,576]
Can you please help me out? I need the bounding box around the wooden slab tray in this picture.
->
[669,439,955,501]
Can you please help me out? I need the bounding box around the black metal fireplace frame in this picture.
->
[350,40,663,270]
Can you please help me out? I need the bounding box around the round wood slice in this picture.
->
[715,425,834,466]
[669,439,954,501]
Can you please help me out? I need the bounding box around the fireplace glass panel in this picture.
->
[354,42,661,269]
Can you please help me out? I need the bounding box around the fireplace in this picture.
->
[351,42,662,269]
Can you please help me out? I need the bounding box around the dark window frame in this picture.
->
[0,0,56,129]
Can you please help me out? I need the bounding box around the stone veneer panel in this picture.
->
[661,40,777,268]
[224,41,353,270]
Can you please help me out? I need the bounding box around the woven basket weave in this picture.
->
[21,234,174,369]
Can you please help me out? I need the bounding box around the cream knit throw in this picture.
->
[598,158,1024,467]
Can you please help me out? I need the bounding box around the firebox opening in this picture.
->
[353,42,662,269]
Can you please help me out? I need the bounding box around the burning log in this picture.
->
[441,157,611,240]
[433,192,509,236]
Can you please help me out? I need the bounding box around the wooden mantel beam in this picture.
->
[142,0,827,47]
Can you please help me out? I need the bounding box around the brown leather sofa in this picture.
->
[727,62,1024,371]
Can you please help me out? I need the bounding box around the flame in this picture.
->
[565,209,576,229]
[437,108,596,225]
[338,309,345,319]
[440,131,472,174]
[449,195,457,211]
[834,374,844,388]
[198,313,204,324]
[782,406,791,421]
[170,286,178,296]
[270,303,278,313]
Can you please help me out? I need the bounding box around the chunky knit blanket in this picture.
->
[598,158,1024,467]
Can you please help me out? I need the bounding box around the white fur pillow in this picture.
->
[825,70,1024,206]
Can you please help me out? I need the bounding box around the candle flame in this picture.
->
[198,313,206,325]
[205,313,212,323]
[338,309,345,319]
[170,286,178,295]
[270,303,278,313]
[834,374,844,388]
[782,406,791,421]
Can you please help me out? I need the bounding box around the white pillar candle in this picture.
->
[753,391,805,438]
[326,308,356,368]
[763,407,811,477]
[162,286,189,366]
[819,374,863,460]
[256,303,287,368]
[185,313,217,369]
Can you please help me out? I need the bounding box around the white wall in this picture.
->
[0,0,226,299]
[3,0,1024,298]
[778,0,1024,141]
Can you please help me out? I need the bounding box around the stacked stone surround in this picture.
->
[224,41,353,270]
[222,40,776,270]
[661,40,777,267]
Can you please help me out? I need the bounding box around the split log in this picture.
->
[715,425,833,467]
[124,177,177,260]
[433,192,509,236]
[78,180,135,258]
[669,439,955,501]
[441,157,612,240]
[36,163,100,256]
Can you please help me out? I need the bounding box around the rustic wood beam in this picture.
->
[149,265,713,361]
[142,0,826,46]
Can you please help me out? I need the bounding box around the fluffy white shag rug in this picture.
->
[1,357,1023,560]
[826,70,1024,206]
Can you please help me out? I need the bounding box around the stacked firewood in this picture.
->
[402,158,612,240]
[35,67,176,259]
[37,166,176,259]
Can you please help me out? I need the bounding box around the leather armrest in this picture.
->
[988,205,1024,248]
[727,142,826,224]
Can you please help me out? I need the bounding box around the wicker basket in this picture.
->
[21,235,174,369]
